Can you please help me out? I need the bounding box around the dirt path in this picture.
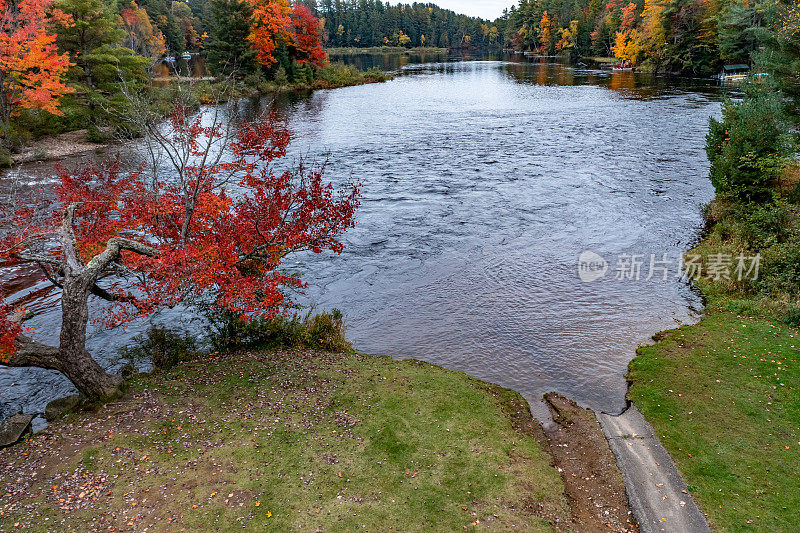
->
[540,393,638,532]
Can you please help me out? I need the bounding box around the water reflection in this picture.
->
[152,56,210,80]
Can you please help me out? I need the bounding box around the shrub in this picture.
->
[706,86,794,203]
[207,308,352,353]
[754,240,800,299]
[86,124,111,144]
[117,326,200,373]
[789,182,800,205]
[314,62,390,87]
[305,309,350,352]
[733,202,794,250]
[784,307,800,327]
[207,309,306,352]
[0,147,11,168]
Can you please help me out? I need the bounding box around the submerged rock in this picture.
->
[0,413,34,448]
[45,395,82,422]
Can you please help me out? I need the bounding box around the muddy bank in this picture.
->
[539,393,638,532]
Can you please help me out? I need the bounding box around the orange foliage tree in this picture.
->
[120,0,167,58]
[0,0,74,127]
[612,2,642,65]
[248,0,292,67]
[536,11,554,54]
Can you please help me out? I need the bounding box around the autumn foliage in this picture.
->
[248,0,292,67]
[0,0,74,123]
[290,2,326,67]
[0,106,359,396]
[120,0,167,58]
[248,0,326,68]
[0,297,18,362]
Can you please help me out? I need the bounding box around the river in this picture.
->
[0,56,721,422]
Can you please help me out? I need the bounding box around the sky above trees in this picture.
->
[435,0,507,20]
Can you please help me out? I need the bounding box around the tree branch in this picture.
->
[38,263,63,289]
[14,252,63,266]
[85,237,159,276]
[90,284,136,303]
[59,202,85,274]
[0,310,63,372]
[3,334,63,372]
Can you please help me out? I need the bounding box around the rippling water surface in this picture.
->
[1,59,721,420]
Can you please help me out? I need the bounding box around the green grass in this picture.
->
[0,350,567,531]
[629,310,800,531]
[311,62,392,89]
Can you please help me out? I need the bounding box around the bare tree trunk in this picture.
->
[57,275,122,400]
[6,276,123,401]
[2,206,158,401]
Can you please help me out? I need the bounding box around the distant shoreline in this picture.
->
[3,63,392,167]
[327,46,450,55]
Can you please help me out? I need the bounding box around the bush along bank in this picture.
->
[628,82,800,531]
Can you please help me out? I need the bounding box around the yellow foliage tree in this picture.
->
[398,30,410,46]
[536,10,554,53]
[613,28,642,65]
[637,0,667,66]
[556,20,579,51]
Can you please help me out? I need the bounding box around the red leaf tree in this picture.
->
[290,2,326,67]
[0,0,74,126]
[0,103,360,400]
[248,0,327,69]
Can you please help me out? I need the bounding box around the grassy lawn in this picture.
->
[628,310,800,532]
[0,350,568,531]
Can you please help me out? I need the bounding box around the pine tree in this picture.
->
[206,0,257,75]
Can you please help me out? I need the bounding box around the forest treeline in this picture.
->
[308,0,500,49]
[500,0,800,76]
[0,0,376,153]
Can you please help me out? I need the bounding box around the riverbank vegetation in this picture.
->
[627,11,800,527]
[629,313,799,531]
[501,0,800,74]
[0,346,569,530]
[629,126,800,527]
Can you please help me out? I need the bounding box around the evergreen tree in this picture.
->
[54,0,149,93]
[206,0,257,75]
